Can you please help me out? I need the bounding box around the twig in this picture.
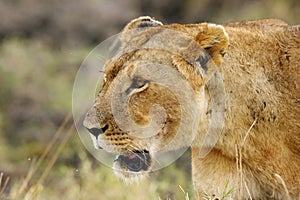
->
[274,173,291,200]
[235,145,243,200]
[243,180,252,200]
[0,172,10,198]
[0,172,3,189]
[178,185,189,200]
[241,118,257,147]
[235,118,257,200]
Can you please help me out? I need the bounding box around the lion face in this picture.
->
[83,16,228,180]
[83,52,196,179]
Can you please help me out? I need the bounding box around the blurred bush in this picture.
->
[0,0,298,46]
[0,0,139,46]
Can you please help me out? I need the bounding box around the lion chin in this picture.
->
[113,150,152,182]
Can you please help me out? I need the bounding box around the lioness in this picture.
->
[83,17,300,199]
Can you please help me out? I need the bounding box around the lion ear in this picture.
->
[195,23,229,68]
[123,16,163,30]
[120,16,163,44]
[172,24,228,89]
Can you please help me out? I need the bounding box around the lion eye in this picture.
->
[125,77,149,95]
[132,77,147,89]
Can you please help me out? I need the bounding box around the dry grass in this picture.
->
[234,118,294,200]
[1,113,74,200]
[179,185,190,200]
[0,117,250,200]
[0,38,195,199]
[235,118,257,200]
[1,113,193,200]
[1,103,291,200]
[0,172,10,199]
[202,181,235,200]
[274,174,291,200]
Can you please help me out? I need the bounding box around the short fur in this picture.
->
[84,17,300,199]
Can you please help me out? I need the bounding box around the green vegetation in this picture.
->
[0,37,193,200]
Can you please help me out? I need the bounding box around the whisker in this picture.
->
[96,55,107,61]
[131,143,163,167]
[127,144,151,167]
[149,154,162,166]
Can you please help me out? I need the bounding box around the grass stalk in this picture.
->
[27,123,75,199]
[17,113,72,198]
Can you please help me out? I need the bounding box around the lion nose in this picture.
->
[87,125,108,137]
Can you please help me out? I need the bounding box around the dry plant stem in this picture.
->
[241,118,257,147]
[17,112,72,196]
[24,124,74,200]
[178,185,190,200]
[179,185,185,193]
[243,180,252,200]
[0,172,3,191]
[235,118,257,200]
[274,173,291,200]
[34,124,75,190]
[239,146,243,199]
[15,157,37,198]
[0,172,10,198]
[235,144,242,200]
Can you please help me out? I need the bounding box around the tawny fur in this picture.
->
[84,17,300,199]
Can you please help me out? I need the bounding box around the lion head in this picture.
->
[83,16,228,180]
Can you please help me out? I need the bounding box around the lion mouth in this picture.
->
[115,150,151,172]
